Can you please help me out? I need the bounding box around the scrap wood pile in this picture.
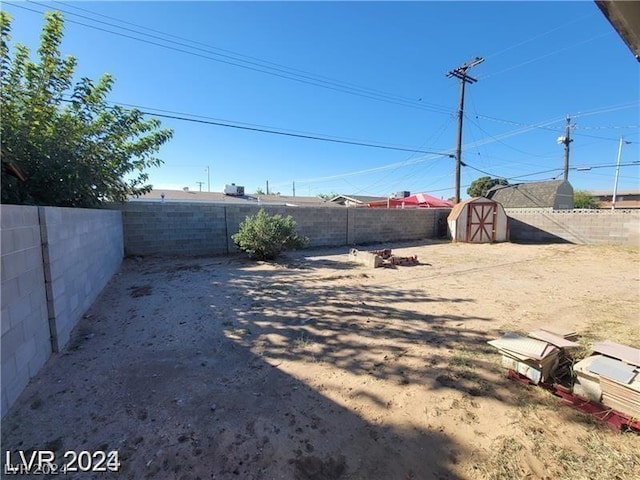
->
[349,248,419,268]
[488,327,640,431]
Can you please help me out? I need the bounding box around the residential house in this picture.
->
[329,194,387,207]
[131,189,340,207]
[591,190,640,209]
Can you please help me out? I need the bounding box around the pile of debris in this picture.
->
[573,340,640,420]
[488,327,579,385]
[489,328,640,430]
[349,248,419,268]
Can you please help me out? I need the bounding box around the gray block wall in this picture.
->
[1,205,123,418]
[347,208,442,245]
[118,202,448,256]
[40,207,124,351]
[1,205,50,419]
[115,202,226,256]
[506,209,640,246]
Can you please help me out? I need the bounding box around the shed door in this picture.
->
[466,202,497,243]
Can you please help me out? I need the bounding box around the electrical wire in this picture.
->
[57,98,453,156]
[479,32,612,80]
[54,0,450,114]
[8,1,454,115]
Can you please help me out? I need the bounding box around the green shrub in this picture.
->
[232,209,308,260]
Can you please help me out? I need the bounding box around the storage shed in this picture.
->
[485,180,574,209]
[448,197,508,243]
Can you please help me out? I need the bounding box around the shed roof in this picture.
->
[448,196,501,220]
[486,180,569,208]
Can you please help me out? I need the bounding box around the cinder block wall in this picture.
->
[40,207,123,351]
[347,208,442,245]
[1,206,50,418]
[1,205,123,418]
[118,202,448,256]
[117,202,227,256]
[507,209,640,246]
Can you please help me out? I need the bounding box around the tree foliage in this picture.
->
[232,209,308,261]
[467,176,509,198]
[0,11,173,207]
[574,190,599,209]
[318,192,338,201]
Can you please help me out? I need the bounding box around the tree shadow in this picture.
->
[2,255,471,480]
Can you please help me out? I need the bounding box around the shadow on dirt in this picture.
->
[0,248,580,479]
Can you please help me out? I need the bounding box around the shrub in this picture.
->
[232,209,308,260]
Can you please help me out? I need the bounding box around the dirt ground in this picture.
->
[2,241,639,479]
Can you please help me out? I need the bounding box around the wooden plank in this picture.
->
[488,333,550,360]
[539,325,577,339]
[528,330,579,348]
[587,356,637,384]
[592,340,640,367]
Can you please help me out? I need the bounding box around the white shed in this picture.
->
[448,197,508,243]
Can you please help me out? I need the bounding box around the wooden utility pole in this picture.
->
[561,116,573,181]
[196,181,204,192]
[447,57,484,203]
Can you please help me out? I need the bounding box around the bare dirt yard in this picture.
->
[2,241,639,479]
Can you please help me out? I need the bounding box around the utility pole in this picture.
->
[266,180,269,195]
[293,181,296,197]
[612,136,632,210]
[558,116,573,181]
[447,56,484,204]
[205,166,210,192]
[196,181,204,192]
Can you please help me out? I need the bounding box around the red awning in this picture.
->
[367,193,454,208]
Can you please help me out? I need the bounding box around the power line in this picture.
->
[483,11,596,61]
[479,32,611,80]
[54,0,450,114]
[58,98,454,156]
[463,160,640,183]
[9,1,453,115]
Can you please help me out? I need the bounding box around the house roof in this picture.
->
[596,0,640,61]
[590,190,639,197]
[486,180,569,208]
[129,189,339,207]
[329,194,387,204]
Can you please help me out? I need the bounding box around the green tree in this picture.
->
[0,11,173,207]
[467,176,509,198]
[232,209,308,260]
[318,192,338,201]
[574,190,599,209]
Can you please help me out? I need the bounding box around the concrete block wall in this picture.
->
[347,208,441,245]
[40,207,123,351]
[118,202,448,256]
[507,209,640,246]
[1,205,123,418]
[118,202,227,256]
[224,206,349,251]
[1,205,50,419]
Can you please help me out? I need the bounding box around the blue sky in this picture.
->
[3,1,639,199]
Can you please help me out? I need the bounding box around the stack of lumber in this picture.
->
[488,332,562,384]
[573,340,640,418]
